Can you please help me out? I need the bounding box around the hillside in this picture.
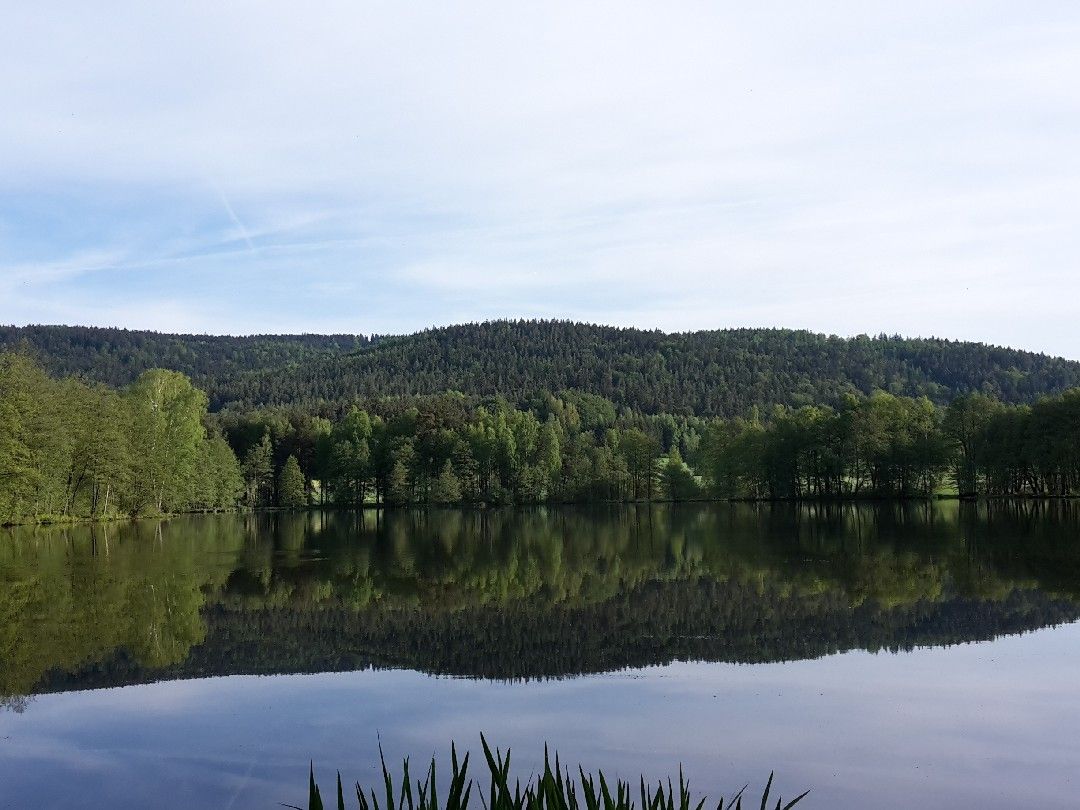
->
[0,324,367,394]
[5,320,1080,417]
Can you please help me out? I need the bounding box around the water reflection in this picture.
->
[2,501,1080,700]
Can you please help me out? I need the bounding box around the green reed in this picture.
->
[291,736,808,810]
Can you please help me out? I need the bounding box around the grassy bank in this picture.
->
[295,737,807,810]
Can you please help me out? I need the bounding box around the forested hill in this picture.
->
[5,320,1080,417]
[0,324,368,391]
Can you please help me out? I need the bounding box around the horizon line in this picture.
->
[1,318,1072,361]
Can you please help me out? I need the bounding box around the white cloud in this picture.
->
[1,1,1078,356]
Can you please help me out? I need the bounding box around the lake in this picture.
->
[2,503,1079,808]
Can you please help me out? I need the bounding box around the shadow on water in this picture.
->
[3,500,1080,700]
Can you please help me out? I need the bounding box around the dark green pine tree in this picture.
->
[277,455,307,508]
[387,460,411,506]
[243,433,274,507]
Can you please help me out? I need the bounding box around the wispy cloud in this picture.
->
[0,250,129,289]
[211,183,256,253]
[1,1,1078,356]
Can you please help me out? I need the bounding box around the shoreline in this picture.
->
[6,494,1080,528]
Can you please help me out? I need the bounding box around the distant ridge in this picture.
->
[4,320,1080,417]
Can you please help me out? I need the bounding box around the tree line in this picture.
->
[0,353,242,524]
[222,386,1080,507]
[217,389,707,508]
[4,350,1080,523]
[702,390,1080,499]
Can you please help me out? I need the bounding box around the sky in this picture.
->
[1,2,1078,357]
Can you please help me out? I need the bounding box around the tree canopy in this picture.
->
[0,353,242,524]
[5,321,1080,417]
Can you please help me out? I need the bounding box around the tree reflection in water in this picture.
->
[3,501,1080,701]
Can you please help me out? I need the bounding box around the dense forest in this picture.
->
[0,324,367,393]
[5,321,1080,416]
[703,390,1080,499]
[0,353,242,524]
[221,384,1080,508]
[4,345,1080,524]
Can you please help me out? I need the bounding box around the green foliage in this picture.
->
[279,455,308,508]
[127,369,209,514]
[961,389,1080,496]
[941,394,1000,496]
[432,461,463,504]
[0,353,242,524]
[6,326,1080,514]
[323,407,375,506]
[620,430,660,500]
[198,434,245,510]
[0,354,47,518]
[299,738,806,810]
[661,448,702,502]
[243,433,274,507]
[222,383,1080,505]
[0,325,368,403]
[6,321,1080,416]
[388,459,411,506]
[702,394,954,499]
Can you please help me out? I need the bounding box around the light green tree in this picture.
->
[661,447,701,502]
[0,354,44,521]
[196,435,243,509]
[126,369,208,514]
[431,460,462,504]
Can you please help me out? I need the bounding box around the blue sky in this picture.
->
[2,1,1078,356]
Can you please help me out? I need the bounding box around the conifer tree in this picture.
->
[243,433,274,507]
[278,455,307,508]
[388,460,411,506]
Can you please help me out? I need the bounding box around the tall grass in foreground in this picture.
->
[290,736,808,810]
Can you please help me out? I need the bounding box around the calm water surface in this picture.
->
[1,503,1079,808]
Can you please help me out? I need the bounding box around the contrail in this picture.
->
[213,182,257,253]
